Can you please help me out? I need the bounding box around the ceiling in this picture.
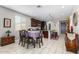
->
[1,5,78,21]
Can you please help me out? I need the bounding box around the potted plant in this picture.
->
[6,30,11,36]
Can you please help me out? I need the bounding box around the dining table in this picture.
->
[28,31,41,40]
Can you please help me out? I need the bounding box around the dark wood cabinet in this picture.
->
[43,31,48,38]
[1,36,15,46]
[31,18,46,30]
[41,21,46,30]
[31,18,41,27]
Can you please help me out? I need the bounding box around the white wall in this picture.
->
[0,6,31,40]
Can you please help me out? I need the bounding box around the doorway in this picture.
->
[60,20,66,34]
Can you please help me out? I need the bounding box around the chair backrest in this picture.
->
[39,30,43,37]
[65,32,78,53]
[65,32,78,46]
[67,33,75,41]
[28,27,41,31]
[19,30,26,39]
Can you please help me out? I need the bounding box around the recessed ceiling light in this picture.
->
[37,5,41,8]
[62,6,65,8]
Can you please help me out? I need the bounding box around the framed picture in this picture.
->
[4,18,11,28]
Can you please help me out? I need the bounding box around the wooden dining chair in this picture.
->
[27,31,36,48]
[19,30,27,47]
[27,35,36,48]
[27,30,43,48]
[36,31,43,48]
[65,32,78,53]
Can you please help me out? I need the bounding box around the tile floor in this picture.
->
[0,36,76,54]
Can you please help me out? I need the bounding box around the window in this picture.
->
[15,15,26,30]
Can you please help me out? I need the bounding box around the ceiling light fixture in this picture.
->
[37,5,41,8]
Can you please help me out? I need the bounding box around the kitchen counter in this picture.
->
[43,31,48,38]
[42,30,58,39]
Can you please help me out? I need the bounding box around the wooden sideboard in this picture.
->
[1,36,15,46]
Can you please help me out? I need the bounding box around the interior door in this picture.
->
[61,21,66,34]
